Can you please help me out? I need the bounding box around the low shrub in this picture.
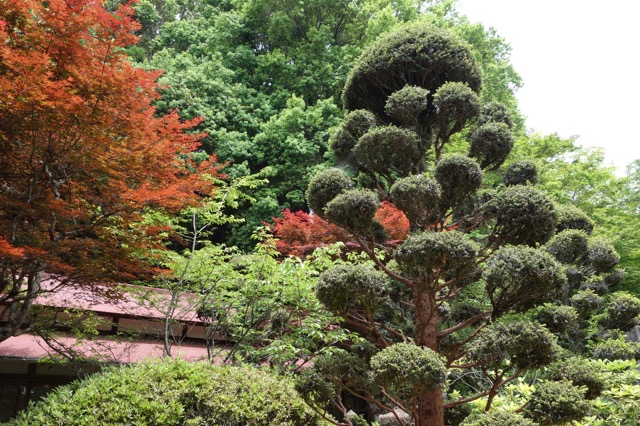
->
[7,359,321,426]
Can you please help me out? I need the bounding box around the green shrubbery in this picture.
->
[6,360,321,426]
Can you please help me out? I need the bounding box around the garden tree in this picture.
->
[127,0,523,248]
[297,24,623,426]
[0,0,220,342]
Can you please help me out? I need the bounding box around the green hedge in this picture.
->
[6,360,322,426]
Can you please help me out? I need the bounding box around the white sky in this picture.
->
[455,0,640,174]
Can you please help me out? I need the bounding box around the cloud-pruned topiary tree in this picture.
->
[298,23,625,426]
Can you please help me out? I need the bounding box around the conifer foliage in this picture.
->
[298,24,623,426]
[0,0,219,341]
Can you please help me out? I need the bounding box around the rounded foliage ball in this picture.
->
[306,168,353,217]
[478,101,513,129]
[468,319,558,370]
[503,160,538,186]
[343,24,481,120]
[601,292,640,331]
[8,360,320,426]
[587,238,620,273]
[524,379,590,425]
[591,337,640,360]
[469,122,513,171]
[435,154,483,210]
[343,109,378,139]
[324,188,380,233]
[434,81,481,136]
[546,357,605,399]
[605,269,625,288]
[371,342,446,402]
[385,85,430,125]
[353,126,420,177]
[395,230,479,280]
[545,229,589,264]
[389,174,441,225]
[484,245,567,315]
[555,204,594,235]
[329,128,358,165]
[331,110,378,165]
[312,350,372,391]
[536,304,579,334]
[316,264,388,314]
[492,185,557,246]
[570,289,603,317]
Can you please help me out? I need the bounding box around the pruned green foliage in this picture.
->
[353,126,420,177]
[484,246,567,315]
[316,264,388,314]
[469,122,513,171]
[8,360,320,426]
[435,154,483,210]
[433,81,481,140]
[545,229,589,264]
[331,109,379,165]
[546,357,605,400]
[395,231,479,280]
[468,319,558,370]
[324,188,380,233]
[306,168,353,217]
[461,410,536,426]
[591,336,640,361]
[343,24,481,121]
[313,350,372,391]
[570,289,603,318]
[601,292,640,331]
[524,379,590,425]
[385,85,430,126]
[390,174,441,225]
[555,204,594,235]
[536,303,579,334]
[478,102,513,129]
[371,342,447,401]
[503,160,538,186]
[587,238,620,274]
[492,185,557,246]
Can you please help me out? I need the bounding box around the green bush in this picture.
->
[524,379,590,425]
[460,410,535,426]
[7,360,321,426]
[546,357,605,400]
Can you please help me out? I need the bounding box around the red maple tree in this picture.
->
[0,0,220,341]
[271,202,410,257]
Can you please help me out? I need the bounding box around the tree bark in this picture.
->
[413,284,445,426]
[416,390,445,426]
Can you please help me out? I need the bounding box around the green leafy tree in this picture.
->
[298,24,622,426]
[126,0,524,248]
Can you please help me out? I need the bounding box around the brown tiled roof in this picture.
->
[0,333,210,363]
[36,277,201,323]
